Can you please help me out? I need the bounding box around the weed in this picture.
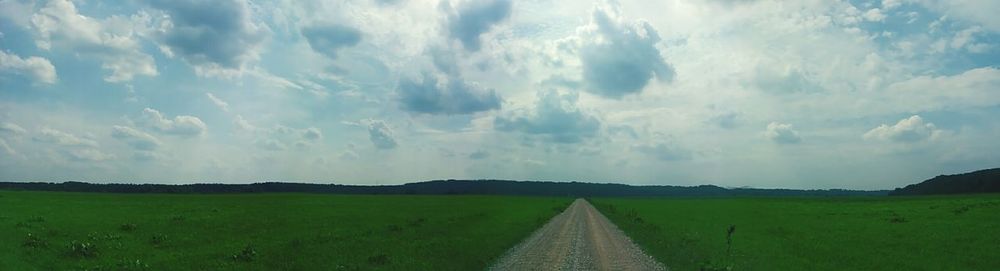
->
[726,225,736,255]
[232,244,257,262]
[889,216,907,223]
[367,254,390,265]
[149,234,167,247]
[407,217,427,227]
[953,206,970,215]
[116,259,150,270]
[67,240,99,258]
[170,215,186,222]
[552,206,564,213]
[120,223,137,232]
[387,224,402,232]
[28,216,45,223]
[89,232,122,241]
[700,260,733,271]
[22,233,47,248]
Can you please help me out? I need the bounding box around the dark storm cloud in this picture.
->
[397,74,502,115]
[446,0,513,51]
[301,24,362,59]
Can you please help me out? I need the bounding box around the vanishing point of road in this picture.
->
[490,198,667,271]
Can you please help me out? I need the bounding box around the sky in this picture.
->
[0,0,998,189]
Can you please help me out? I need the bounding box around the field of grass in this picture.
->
[592,195,1000,270]
[0,191,570,270]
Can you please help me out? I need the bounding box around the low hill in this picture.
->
[890,168,1000,196]
[0,179,886,197]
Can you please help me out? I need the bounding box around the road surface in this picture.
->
[490,199,666,271]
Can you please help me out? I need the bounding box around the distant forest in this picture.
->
[4,167,997,197]
[890,168,1000,196]
[0,179,886,197]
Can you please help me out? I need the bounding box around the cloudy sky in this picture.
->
[1,0,998,189]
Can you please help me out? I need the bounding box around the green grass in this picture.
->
[591,195,1000,270]
[0,191,570,270]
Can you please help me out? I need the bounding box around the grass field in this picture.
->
[591,195,1000,270]
[0,191,570,270]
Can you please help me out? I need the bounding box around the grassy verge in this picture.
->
[591,195,1000,270]
[0,191,570,270]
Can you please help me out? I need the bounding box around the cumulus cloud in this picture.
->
[367,120,398,149]
[863,8,886,22]
[495,90,601,143]
[27,0,156,82]
[34,128,98,147]
[634,142,692,161]
[576,3,674,98]
[764,122,802,144]
[111,125,162,151]
[864,115,944,142]
[255,138,287,151]
[301,24,362,59]
[445,0,513,51]
[397,73,502,115]
[205,93,229,112]
[138,108,207,137]
[302,127,322,141]
[146,0,269,74]
[0,51,57,84]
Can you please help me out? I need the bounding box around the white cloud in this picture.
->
[634,142,692,161]
[367,120,398,149]
[573,3,673,98]
[397,73,502,115]
[0,138,15,155]
[949,26,989,53]
[764,122,802,144]
[64,148,115,162]
[301,23,362,59]
[234,115,256,131]
[864,115,944,142]
[917,0,1000,32]
[34,128,98,147]
[138,108,207,137]
[302,127,322,141]
[863,8,886,22]
[495,90,601,143]
[0,122,28,135]
[146,0,269,75]
[255,138,287,151]
[445,0,513,51]
[28,0,157,82]
[111,125,162,150]
[0,51,57,84]
[205,93,230,112]
[882,0,902,10]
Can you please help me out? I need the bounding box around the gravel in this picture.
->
[490,199,667,271]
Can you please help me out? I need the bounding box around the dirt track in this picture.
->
[490,199,666,271]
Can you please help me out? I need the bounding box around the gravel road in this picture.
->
[490,199,666,271]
